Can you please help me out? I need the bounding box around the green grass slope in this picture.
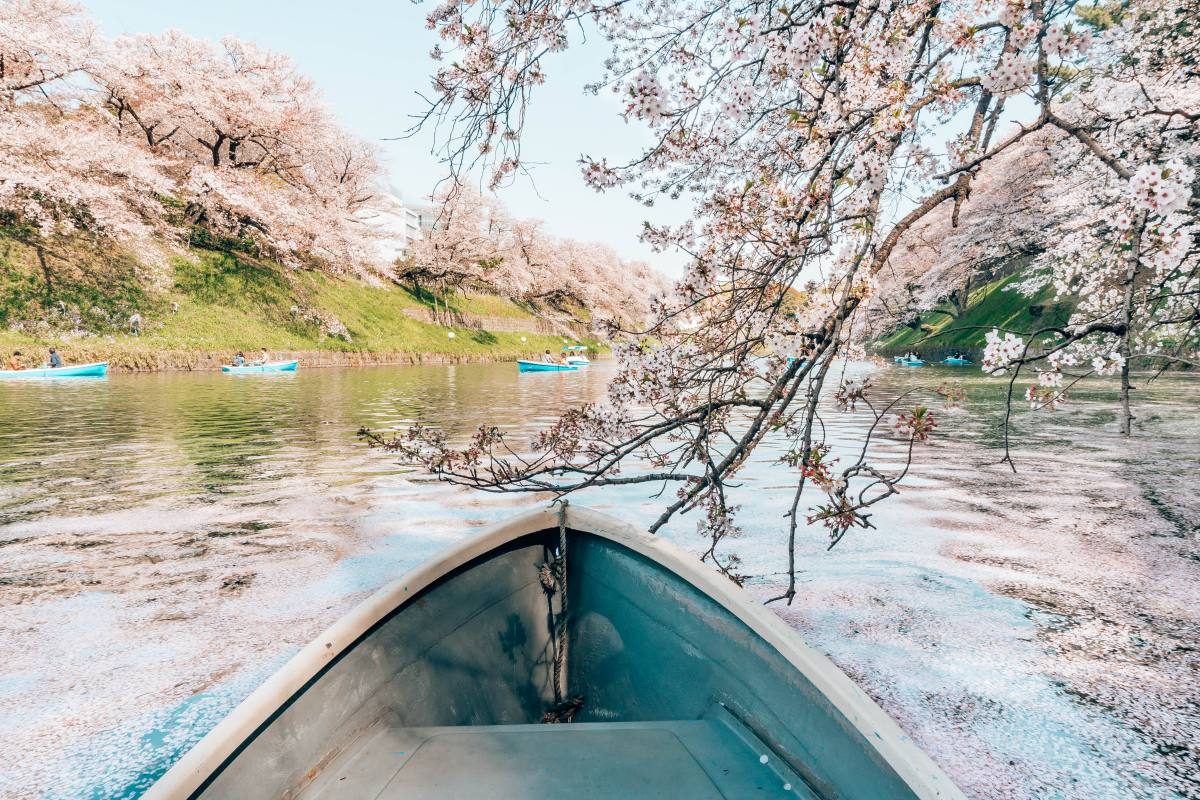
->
[0,232,593,366]
[876,271,1071,351]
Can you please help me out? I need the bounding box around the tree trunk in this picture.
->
[1119,356,1134,436]
[1118,217,1145,436]
[952,272,972,317]
[35,243,52,296]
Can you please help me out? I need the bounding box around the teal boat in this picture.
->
[146,506,965,800]
[0,361,108,379]
[221,360,299,374]
[900,359,925,367]
[942,357,972,366]
[518,359,578,373]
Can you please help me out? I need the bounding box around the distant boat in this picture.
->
[221,360,299,374]
[0,361,108,379]
[518,360,578,373]
[900,359,925,367]
[145,506,965,800]
[942,357,972,366]
[563,345,591,366]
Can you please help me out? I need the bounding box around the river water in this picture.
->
[0,361,1196,799]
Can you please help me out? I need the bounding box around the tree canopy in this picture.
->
[394,0,1199,595]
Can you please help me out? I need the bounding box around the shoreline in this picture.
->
[0,342,602,374]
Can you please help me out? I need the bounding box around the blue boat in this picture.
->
[899,358,925,367]
[221,360,299,374]
[518,359,578,373]
[942,357,972,366]
[0,361,108,379]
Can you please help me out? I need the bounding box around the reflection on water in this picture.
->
[0,362,1196,799]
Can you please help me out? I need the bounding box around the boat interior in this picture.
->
[190,527,923,799]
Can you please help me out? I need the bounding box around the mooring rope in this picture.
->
[552,500,569,705]
[539,500,583,722]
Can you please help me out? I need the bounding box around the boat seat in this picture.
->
[294,716,817,799]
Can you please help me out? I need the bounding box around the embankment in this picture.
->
[0,232,599,372]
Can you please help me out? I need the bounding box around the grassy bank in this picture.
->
[0,233,596,370]
[875,271,1070,353]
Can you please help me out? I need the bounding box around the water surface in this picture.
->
[0,361,1196,799]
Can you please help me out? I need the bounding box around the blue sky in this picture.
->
[83,0,688,272]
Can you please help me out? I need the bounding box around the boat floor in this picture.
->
[295,713,816,799]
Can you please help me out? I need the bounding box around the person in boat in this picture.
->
[6,350,22,370]
[47,348,62,368]
[252,347,269,366]
[541,349,555,364]
[232,351,247,367]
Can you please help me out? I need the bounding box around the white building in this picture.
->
[363,193,426,263]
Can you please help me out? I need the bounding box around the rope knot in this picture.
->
[538,562,557,595]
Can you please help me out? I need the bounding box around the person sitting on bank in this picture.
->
[7,350,22,370]
[233,351,247,367]
[47,348,62,368]
[541,349,555,363]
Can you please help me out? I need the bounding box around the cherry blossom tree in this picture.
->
[403,185,667,322]
[2,2,390,277]
[403,187,515,294]
[511,230,664,322]
[0,0,173,290]
[864,135,1061,335]
[378,0,1198,596]
[978,2,1198,440]
[97,30,386,271]
[0,0,94,98]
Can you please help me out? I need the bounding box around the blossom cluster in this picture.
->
[626,71,668,121]
[981,52,1034,96]
[893,406,938,442]
[1128,161,1195,217]
[982,329,1026,374]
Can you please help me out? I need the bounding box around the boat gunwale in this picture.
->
[144,505,965,800]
